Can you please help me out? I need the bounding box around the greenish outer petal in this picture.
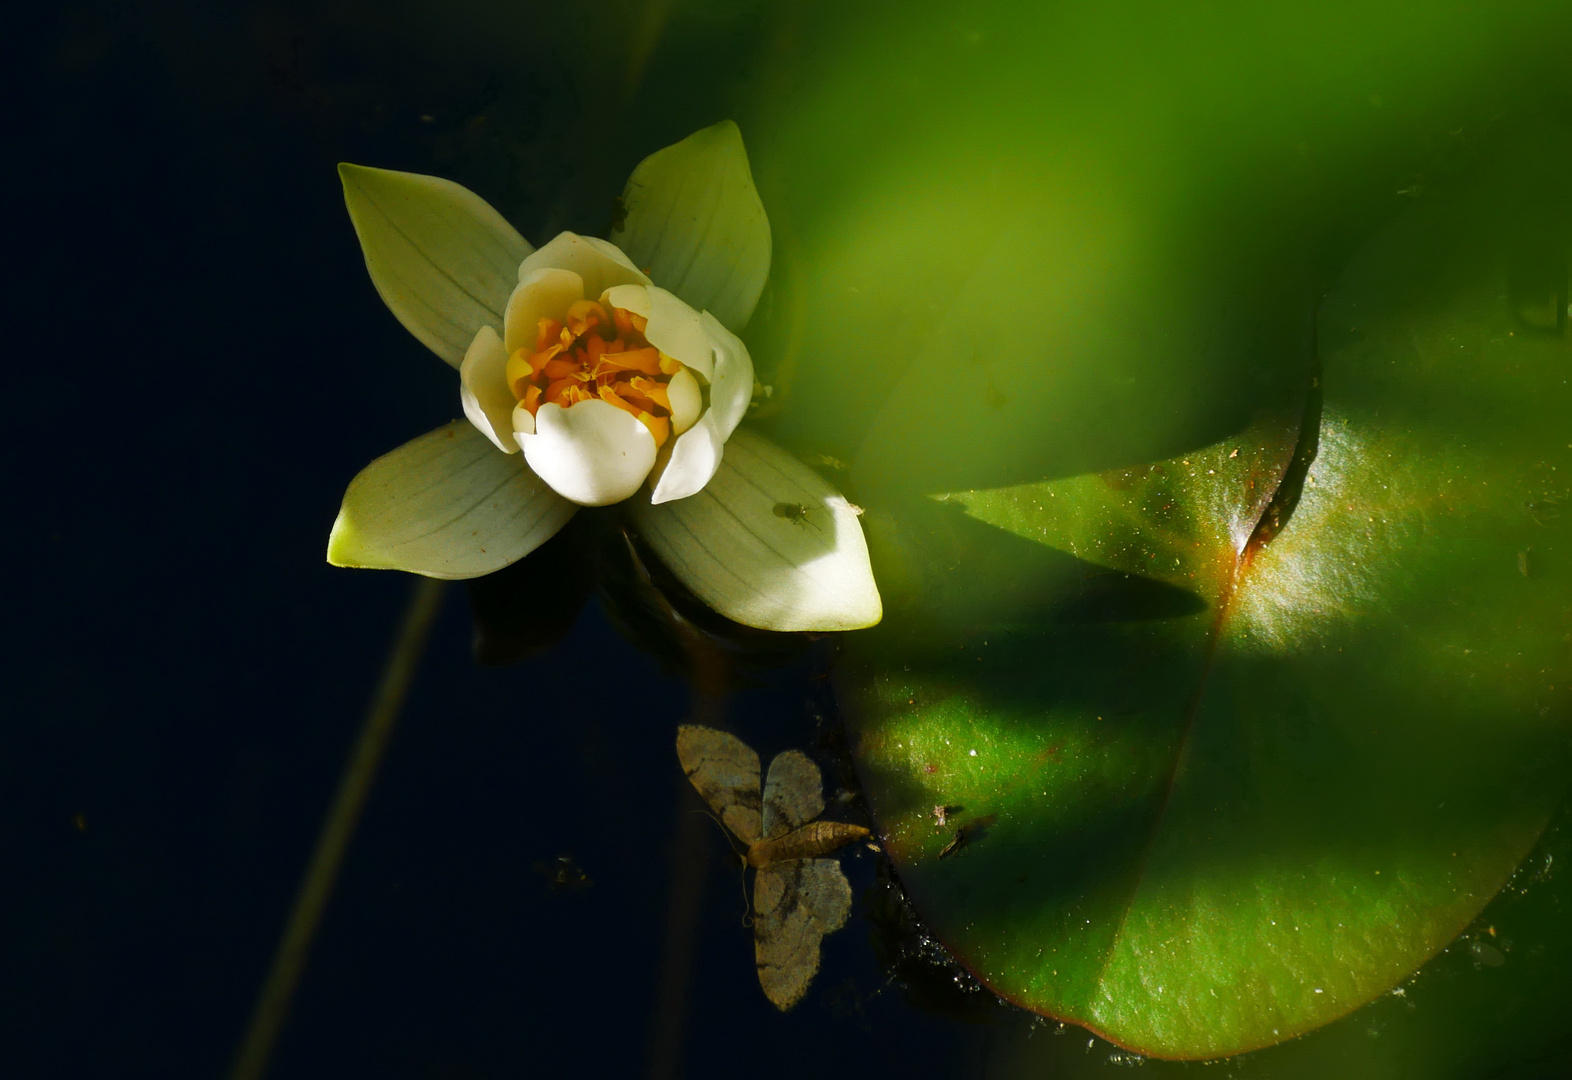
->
[629,428,881,632]
[839,155,1572,1057]
[340,164,532,367]
[611,120,772,335]
[329,421,575,579]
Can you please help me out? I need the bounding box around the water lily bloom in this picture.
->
[328,122,881,632]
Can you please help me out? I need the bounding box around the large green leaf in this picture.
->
[839,143,1571,1057]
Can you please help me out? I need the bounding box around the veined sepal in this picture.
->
[630,428,882,632]
[611,120,772,335]
[338,164,532,367]
[328,421,575,579]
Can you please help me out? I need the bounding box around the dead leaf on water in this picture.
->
[676,724,870,1010]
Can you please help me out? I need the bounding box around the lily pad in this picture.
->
[839,141,1571,1057]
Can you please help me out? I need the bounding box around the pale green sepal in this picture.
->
[610,121,772,334]
[629,429,881,632]
[340,163,532,367]
[329,421,574,579]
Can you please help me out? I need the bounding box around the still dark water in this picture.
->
[4,3,1570,1079]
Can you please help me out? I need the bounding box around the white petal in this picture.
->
[700,310,754,440]
[601,283,650,318]
[519,400,658,506]
[328,421,575,579]
[610,120,772,334]
[630,429,881,631]
[667,367,702,434]
[643,285,714,380]
[512,403,536,436]
[649,412,724,505]
[517,232,649,300]
[458,326,517,454]
[503,268,585,355]
[339,164,531,367]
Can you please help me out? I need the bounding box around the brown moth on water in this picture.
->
[675,724,871,1010]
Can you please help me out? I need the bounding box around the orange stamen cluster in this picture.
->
[505,299,683,446]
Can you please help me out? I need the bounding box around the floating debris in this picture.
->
[1468,940,1506,968]
[533,854,592,892]
[936,815,996,859]
[676,725,869,1010]
[1526,494,1565,527]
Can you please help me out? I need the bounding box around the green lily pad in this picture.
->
[839,141,1571,1057]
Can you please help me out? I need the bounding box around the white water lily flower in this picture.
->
[327,121,880,633]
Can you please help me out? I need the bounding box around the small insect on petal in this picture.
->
[773,502,820,530]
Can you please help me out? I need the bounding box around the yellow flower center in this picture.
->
[504,300,684,446]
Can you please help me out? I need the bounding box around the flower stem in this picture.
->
[646,608,729,1080]
[228,576,447,1080]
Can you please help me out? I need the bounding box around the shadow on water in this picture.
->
[862,495,1210,648]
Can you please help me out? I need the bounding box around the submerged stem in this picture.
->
[228,577,448,1080]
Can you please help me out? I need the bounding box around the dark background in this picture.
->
[3,3,988,1077]
[3,3,1569,1079]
